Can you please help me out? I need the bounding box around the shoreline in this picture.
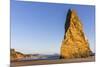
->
[11,56,95,66]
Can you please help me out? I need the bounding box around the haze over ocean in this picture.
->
[11,0,95,54]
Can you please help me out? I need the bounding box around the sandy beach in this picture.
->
[11,56,95,66]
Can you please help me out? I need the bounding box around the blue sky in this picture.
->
[11,0,95,54]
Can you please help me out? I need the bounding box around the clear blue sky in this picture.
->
[11,0,95,54]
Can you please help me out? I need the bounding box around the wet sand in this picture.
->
[11,56,95,67]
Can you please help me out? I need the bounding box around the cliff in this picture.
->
[10,49,25,61]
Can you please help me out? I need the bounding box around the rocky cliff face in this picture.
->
[60,9,92,59]
[11,49,25,61]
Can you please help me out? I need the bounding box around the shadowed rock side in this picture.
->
[60,9,92,59]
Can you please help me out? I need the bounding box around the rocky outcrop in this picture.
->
[60,9,92,59]
[10,49,25,61]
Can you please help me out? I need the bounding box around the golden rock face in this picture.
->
[11,49,25,60]
[60,9,92,59]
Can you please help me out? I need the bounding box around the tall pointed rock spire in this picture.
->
[60,9,92,59]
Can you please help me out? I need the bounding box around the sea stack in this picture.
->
[60,9,92,59]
